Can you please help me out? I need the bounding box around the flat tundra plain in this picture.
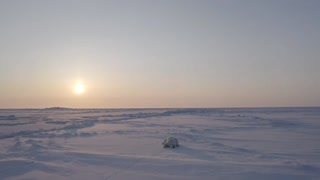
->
[0,108,319,180]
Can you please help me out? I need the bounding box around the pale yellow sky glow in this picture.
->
[0,1,319,108]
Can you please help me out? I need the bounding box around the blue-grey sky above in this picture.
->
[0,0,319,108]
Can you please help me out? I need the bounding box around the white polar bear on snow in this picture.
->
[162,137,179,148]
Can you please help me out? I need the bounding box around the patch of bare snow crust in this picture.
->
[0,108,319,179]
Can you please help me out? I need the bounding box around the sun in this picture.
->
[74,81,85,95]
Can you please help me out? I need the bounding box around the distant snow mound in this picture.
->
[43,107,72,111]
[162,137,179,148]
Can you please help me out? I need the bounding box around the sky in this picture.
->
[0,0,319,108]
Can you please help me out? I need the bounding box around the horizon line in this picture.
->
[1,106,320,110]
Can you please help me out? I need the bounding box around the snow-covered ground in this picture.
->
[0,108,319,180]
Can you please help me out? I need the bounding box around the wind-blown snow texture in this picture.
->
[0,108,319,180]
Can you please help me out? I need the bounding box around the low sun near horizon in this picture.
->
[73,80,86,95]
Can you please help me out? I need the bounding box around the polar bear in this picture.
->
[162,137,179,148]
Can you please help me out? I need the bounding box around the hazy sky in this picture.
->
[1,0,319,108]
